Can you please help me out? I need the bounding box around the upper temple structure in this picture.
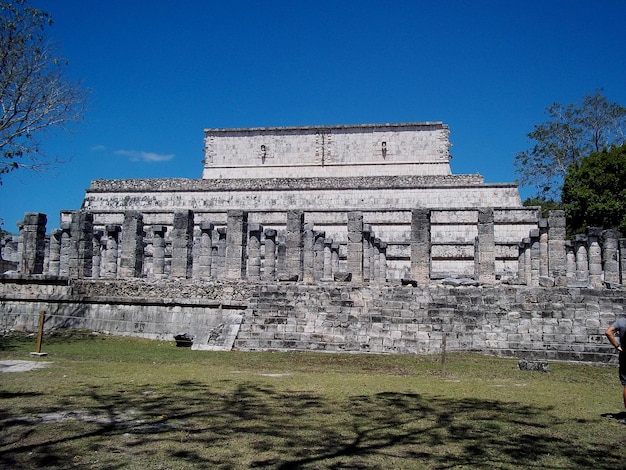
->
[6,121,625,287]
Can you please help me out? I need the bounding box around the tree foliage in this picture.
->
[562,144,626,236]
[0,0,86,181]
[515,91,626,199]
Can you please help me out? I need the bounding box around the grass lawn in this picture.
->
[1,330,625,469]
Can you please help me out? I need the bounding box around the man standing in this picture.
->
[606,318,626,415]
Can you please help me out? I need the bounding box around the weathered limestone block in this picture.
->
[347,211,363,282]
[411,209,431,283]
[69,211,93,279]
[565,241,576,282]
[538,218,549,277]
[378,241,387,282]
[363,224,372,282]
[48,229,61,276]
[17,212,47,275]
[313,231,325,281]
[214,227,227,278]
[529,229,540,286]
[225,210,248,280]
[587,228,602,288]
[574,234,589,284]
[303,223,315,283]
[92,230,103,278]
[323,238,333,280]
[103,225,121,278]
[119,211,144,278]
[198,221,213,280]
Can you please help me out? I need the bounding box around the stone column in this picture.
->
[119,211,144,278]
[378,241,387,282]
[214,227,227,278]
[548,210,567,283]
[198,221,214,280]
[103,225,120,278]
[17,212,47,275]
[92,230,103,278]
[347,211,363,282]
[263,228,277,281]
[411,209,431,283]
[48,229,61,276]
[371,238,380,284]
[276,234,287,279]
[323,238,333,281]
[368,229,377,281]
[587,228,603,288]
[303,223,315,283]
[522,237,532,285]
[565,241,576,282]
[313,231,325,281]
[225,210,248,280]
[152,225,167,279]
[474,208,495,283]
[285,211,304,281]
[59,220,73,278]
[619,238,626,285]
[529,229,540,286]
[602,230,620,286]
[574,234,589,284]
[363,224,372,282]
[171,210,194,279]
[247,223,263,281]
[331,241,340,276]
[69,211,93,279]
[517,241,527,285]
[538,218,549,278]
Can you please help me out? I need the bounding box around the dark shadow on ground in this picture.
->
[0,377,622,469]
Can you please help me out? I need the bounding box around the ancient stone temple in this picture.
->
[64,121,539,282]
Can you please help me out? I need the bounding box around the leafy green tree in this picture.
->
[0,0,86,182]
[515,91,626,199]
[522,197,563,218]
[562,144,626,235]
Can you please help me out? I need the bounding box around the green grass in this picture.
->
[1,330,625,469]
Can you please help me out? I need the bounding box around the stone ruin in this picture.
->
[2,122,625,361]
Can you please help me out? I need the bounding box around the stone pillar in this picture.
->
[198,221,213,280]
[119,211,144,278]
[285,211,304,281]
[17,212,47,275]
[619,238,626,285]
[48,229,61,276]
[313,231,325,281]
[276,234,287,279]
[411,209,431,283]
[587,228,603,288]
[263,228,277,281]
[565,241,576,282]
[59,215,73,278]
[303,223,315,283]
[378,241,387,282]
[602,230,620,286]
[69,211,93,279]
[529,229,540,286]
[347,211,363,282]
[538,218,549,278]
[331,241,340,276]
[171,210,194,279]
[517,241,527,285]
[92,230,103,278]
[372,238,380,284]
[225,210,248,280]
[323,238,333,281]
[522,237,532,285]
[103,225,120,278]
[247,223,263,280]
[214,227,227,278]
[152,225,167,279]
[363,224,372,282]
[574,234,589,284]
[548,210,567,283]
[368,229,377,281]
[475,208,495,283]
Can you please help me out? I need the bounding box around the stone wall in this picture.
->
[1,277,623,363]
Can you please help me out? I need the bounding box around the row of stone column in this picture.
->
[16,209,393,283]
[518,210,625,287]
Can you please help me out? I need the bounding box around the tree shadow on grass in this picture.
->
[0,380,621,469]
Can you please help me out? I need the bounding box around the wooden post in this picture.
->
[29,311,47,357]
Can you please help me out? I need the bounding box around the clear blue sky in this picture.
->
[1,0,625,233]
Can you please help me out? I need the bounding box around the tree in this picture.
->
[515,91,626,199]
[0,0,86,181]
[562,144,626,236]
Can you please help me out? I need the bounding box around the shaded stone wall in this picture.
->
[1,278,624,362]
